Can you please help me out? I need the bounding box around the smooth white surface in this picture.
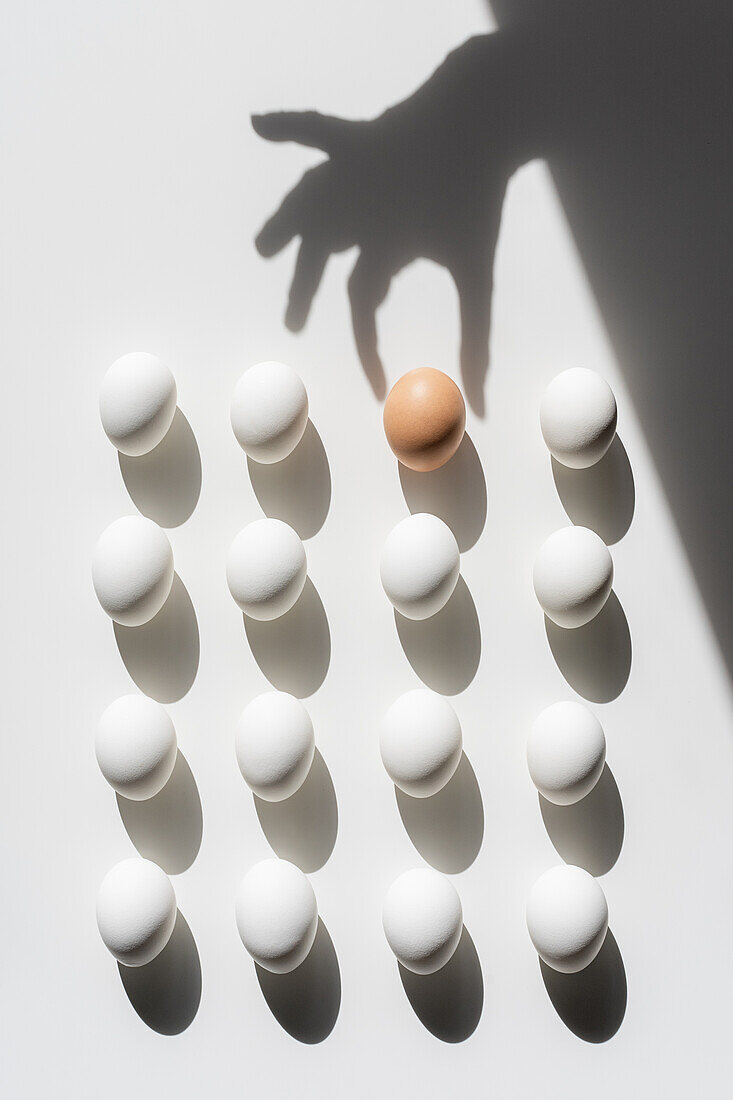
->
[96,858,177,967]
[540,367,617,469]
[96,694,177,800]
[235,691,315,801]
[380,689,462,797]
[92,515,174,626]
[527,700,606,805]
[231,360,309,463]
[235,858,318,973]
[383,868,463,974]
[381,512,460,619]
[526,864,609,973]
[3,2,733,1097]
[226,518,306,620]
[100,352,177,456]
[533,525,614,628]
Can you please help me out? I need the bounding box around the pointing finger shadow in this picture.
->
[255,918,341,1044]
[118,910,201,1035]
[398,926,483,1042]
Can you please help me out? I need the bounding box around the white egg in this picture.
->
[100,352,177,457]
[226,518,307,621]
[235,692,315,802]
[96,857,177,967]
[381,513,460,620]
[92,515,174,626]
[383,867,463,975]
[540,368,617,469]
[533,525,613,629]
[527,864,608,973]
[235,858,318,974]
[95,695,177,801]
[380,689,462,798]
[231,361,309,464]
[527,701,606,805]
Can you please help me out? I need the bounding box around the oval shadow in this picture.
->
[539,764,624,876]
[398,434,487,551]
[116,751,203,874]
[254,749,337,872]
[395,753,483,873]
[247,420,331,539]
[244,577,330,698]
[114,573,200,703]
[119,409,202,528]
[394,576,480,696]
[255,918,340,1044]
[540,928,627,1043]
[544,591,631,703]
[551,435,635,545]
[398,926,483,1043]
[118,910,201,1035]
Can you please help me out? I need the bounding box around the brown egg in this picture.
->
[383,368,466,472]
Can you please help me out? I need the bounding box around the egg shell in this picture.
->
[533,525,613,629]
[231,361,309,464]
[383,867,463,975]
[92,515,174,627]
[96,858,177,967]
[100,352,177,456]
[226,518,307,621]
[381,513,460,620]
[235,692,315,802]
[527,701,606,805]
[95,695,177,801]
[540,368,617,469]
[380,689,462,798]
[383,368,466,472]
[527,864,609,973]
[235,859,318,974]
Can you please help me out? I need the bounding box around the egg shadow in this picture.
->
[119,409,202,528]
[394,577,480,696]
[551,435,635,545]
[255,918,341,1044]
[114,573,200,703]
[118,909,201,1035]
[539,764,624,877]
[398,926,483,1043]
[243,577,330,697]
[247,420,331,539]
[254,749,337,872]
[395,753,483,873]
[544,591,631,703]
[116,751,203,875]
[540,928,627,1043]
[398,434,487,551]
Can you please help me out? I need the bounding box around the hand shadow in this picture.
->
[119,408,201,528]
[116,750,203,875]
[118,910,201,1035]
[398,926,483,1043]
[539,764,624,876]
[539,928,627,1043]
[395,752,483,873]
[255,918,340,1044]
[114,573,200,703]
[254,749,337,872]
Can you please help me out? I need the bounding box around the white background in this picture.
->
[2,2,732,1097]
